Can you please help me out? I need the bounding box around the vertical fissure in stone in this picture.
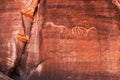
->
[10,0,42,78]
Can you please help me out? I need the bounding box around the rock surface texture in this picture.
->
[0,0,120,80]
[0,72,13,80]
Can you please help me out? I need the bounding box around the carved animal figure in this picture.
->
[72,26,96,39]
[45,22,67,33]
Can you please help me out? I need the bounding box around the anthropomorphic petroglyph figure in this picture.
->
[72,26,96,39]
[112,0,120,9]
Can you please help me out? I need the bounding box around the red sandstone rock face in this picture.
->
[1,0,120,80]
[0,0,25,75]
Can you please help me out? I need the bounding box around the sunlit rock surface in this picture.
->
[0,0,25,75]
[1,0,120,80]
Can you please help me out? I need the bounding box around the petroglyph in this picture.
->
[72,26,86,39]
[72,26,96,39]
[46,22,96,39]
[45,22,67,33]
[112,0,120,9]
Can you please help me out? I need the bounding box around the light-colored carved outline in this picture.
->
[72,26,86,38]
[45,22,67,33]
[72,26,96,39]
[46,22,97,39]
